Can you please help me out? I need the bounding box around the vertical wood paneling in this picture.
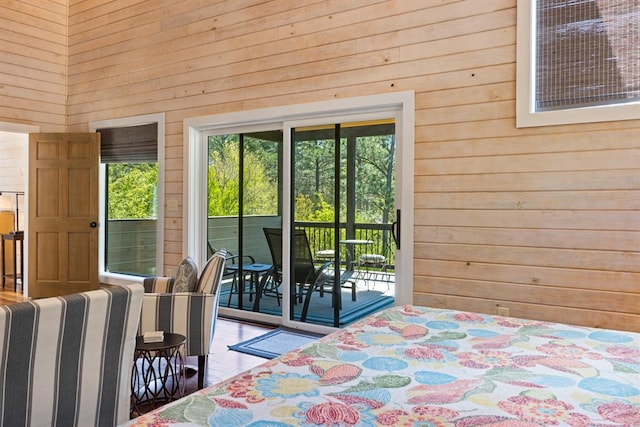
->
[2,0,639,330]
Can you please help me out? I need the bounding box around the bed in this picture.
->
[123,305,640,426]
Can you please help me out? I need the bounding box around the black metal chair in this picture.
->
[208,241,265,306]
[262,227,355,322]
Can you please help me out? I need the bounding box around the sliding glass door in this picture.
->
[289,120,397,327]
[204,122,398,329]
[188,92,414,332]
[206,130,283,313]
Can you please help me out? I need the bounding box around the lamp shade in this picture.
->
[0,196,12,211]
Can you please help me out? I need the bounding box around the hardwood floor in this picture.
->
[0,287,275,409]
[0,284,26,304]
[185,317,275,392]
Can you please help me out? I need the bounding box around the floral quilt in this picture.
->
[123,305,640,426]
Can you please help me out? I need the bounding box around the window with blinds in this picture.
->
[536,0,640,111]
[98,123,157,162]
[97,123,159,276]
[517,0,640,126]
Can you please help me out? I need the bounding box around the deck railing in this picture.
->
[296,221,395,267]
[106,217,395,276]
[106,219,157,276]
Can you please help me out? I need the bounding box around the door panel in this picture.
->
[207,120,398,329]
[28,133,99,298]
[287,120,397,328]
[207,131,283,313]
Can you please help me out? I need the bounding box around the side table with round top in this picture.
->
[131,332,186,417]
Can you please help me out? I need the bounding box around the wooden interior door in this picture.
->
[28,133,99,298]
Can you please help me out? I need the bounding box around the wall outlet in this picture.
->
[497,307,510,317]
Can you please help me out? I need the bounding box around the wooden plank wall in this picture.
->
[4,0,638,331]
[0,0,67,131]
[0,132,26,231]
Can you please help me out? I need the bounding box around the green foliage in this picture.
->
[293,133,395,224]
[207,124,396,224]
[295,193,335,222]
[207,136,278,216]
[354,135,396,223]
[107,163,157,219]
[106,125,396,226]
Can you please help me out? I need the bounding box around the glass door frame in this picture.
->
[185,91,415,334]
[285,115,396,329]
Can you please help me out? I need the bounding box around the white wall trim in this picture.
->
[516,0,640,128]
[184,91,414,331]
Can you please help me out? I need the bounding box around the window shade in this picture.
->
[98,123,158,162]
[536,0,640,111]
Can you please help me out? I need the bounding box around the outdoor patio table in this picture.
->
[226,263,272,309]
[339,239,373,271]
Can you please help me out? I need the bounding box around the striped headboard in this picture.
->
[0,284,144,427]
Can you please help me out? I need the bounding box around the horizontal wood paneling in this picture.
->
[63,0,639,331]
[0,132,26,231]
[414,293,640,332]
[416,277,638,314]
[417,226,640,252]
[415,259,638,293]
[2,0,638,331]
[0,0,67,131]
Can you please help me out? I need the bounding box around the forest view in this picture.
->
[106,123,396,242]
[103,122,396,274]
[206,123,396,225]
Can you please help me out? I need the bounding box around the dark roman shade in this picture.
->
[535,0,640,111]
[97,123,158,163]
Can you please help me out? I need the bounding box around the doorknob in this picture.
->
[89,222,97,228]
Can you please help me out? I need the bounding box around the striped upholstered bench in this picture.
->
[0,284,144,427]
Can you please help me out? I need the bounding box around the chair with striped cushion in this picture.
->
[141,256,199,294]
[0,284,144,427]
[138,249,227,389]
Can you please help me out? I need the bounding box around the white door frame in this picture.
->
[184,91,414,334]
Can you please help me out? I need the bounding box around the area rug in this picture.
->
[228,328,323,359]
[221,283,394,327]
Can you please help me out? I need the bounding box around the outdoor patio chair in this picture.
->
[262,228,356,322]
[208,242,265,306]
[357,253,387,289]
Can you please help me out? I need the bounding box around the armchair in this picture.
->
[138,249,227,389]
[0,284,144,426]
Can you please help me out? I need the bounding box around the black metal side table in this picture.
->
[131,332,186,417]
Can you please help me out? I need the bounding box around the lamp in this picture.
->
[0,196,11,212]
[0,191,24,233]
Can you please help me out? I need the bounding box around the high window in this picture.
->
[517,0,640,126]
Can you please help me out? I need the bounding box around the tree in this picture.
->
[107,163,157,219]
[355,135,396,223]
[208,137,278,216]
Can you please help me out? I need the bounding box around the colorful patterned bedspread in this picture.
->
[123,305,640,426]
